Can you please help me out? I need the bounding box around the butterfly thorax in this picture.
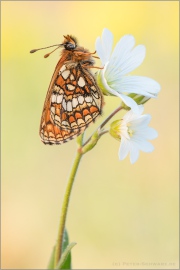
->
[60,46,94,68]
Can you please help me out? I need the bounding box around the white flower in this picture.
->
[110,105,158,164]
[96,28,161,114]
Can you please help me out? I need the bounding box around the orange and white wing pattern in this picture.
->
[40,63,103,145]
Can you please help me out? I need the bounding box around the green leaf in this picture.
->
[61,228,71,269]
[47,246,55,269]
[56,242,77,269]
[47,229,76,269]
[62,229,69,252]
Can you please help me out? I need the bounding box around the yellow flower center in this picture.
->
[127,123,134,137]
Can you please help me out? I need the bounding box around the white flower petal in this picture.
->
[95,37,103,61]
[102,28,113,62]
[129,143,139,164]
[95,37,107,65]
[118,137,130,160]
[136,127,158,140]
[95,28,113,65]
[143,142,154,152]
[136,105,144,115]
[112,35,135,58]
[105,35,135,78]
[122,105,144,123]
[130,114,151,129]
[145,127,158,139]
[106,41,146,79]
[119,122,130,139]
[122,109,135,122]
[113,76,161,97]
[118,93,140,114]
[99,63,120,96]
[132,137,154,152]
[118,45,146,76]
[109,35,135,65]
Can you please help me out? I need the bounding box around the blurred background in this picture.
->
[1,1,179,269]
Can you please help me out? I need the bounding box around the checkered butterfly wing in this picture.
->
[40,63,103,144]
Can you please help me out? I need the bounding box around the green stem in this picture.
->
[54,149,83,268]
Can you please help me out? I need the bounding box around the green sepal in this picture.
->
[76,133,84,146]
[109,120,121,141]
[128,93,151,105]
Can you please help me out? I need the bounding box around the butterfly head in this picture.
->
[63,35,77,51]
[30,35,78,56]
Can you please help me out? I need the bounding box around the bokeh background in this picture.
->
[1,1,179,269]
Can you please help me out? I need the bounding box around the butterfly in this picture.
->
[30,35,103,145]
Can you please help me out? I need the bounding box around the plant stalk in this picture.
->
[54,149,83,268]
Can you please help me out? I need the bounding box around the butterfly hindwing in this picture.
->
[40,63,103,145]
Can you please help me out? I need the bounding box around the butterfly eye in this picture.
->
[65,42,76,50]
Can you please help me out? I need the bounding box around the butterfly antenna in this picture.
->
[43,45,62,58]
[30,44,63,55]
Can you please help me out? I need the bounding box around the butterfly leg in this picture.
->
[82,63,104,70]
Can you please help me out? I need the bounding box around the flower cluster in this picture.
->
[95,28,161,163]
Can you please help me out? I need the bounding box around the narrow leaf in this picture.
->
[60,228,71,269]
[47,246,55,269]
[56,242,77,269]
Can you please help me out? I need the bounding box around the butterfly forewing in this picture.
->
[40,62,103,145]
